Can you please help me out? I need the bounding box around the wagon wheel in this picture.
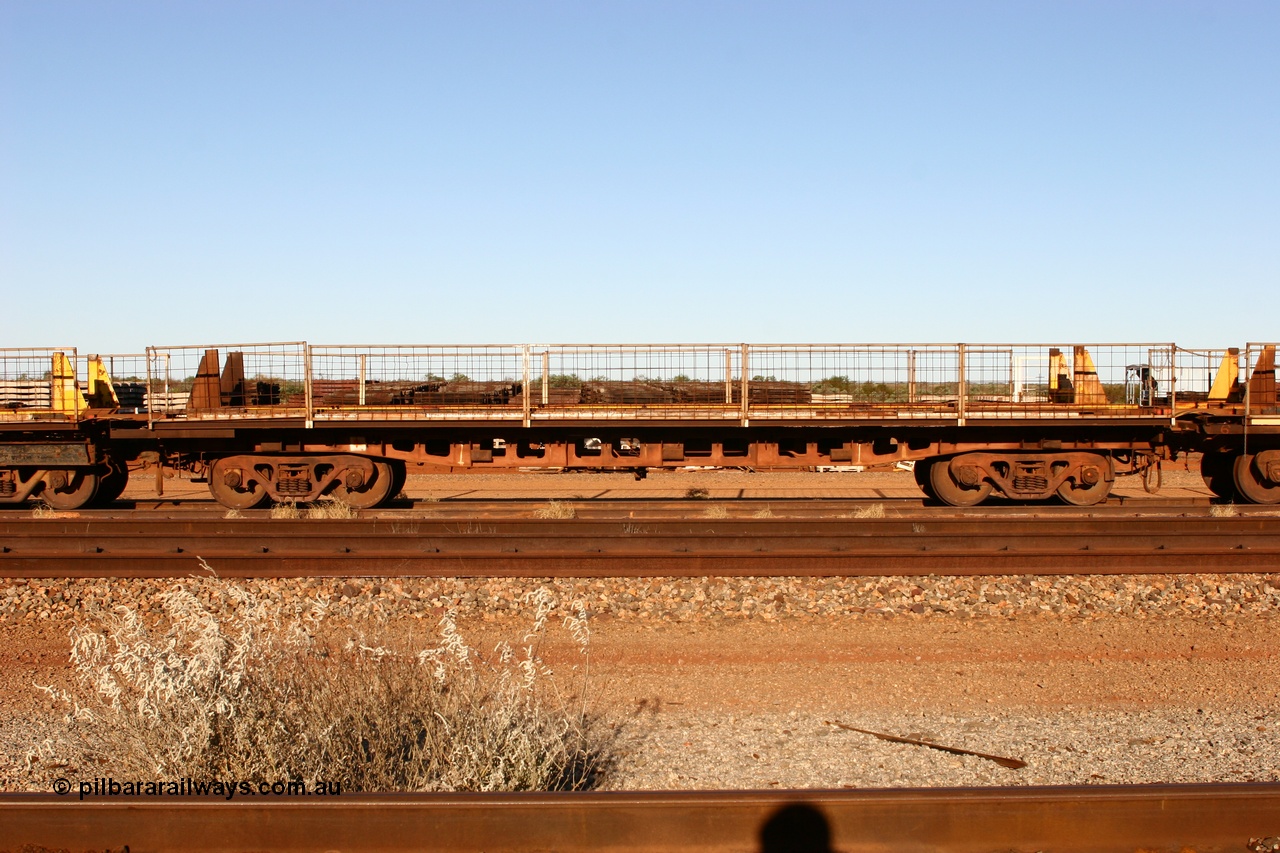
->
[1200,449,1237,500]
[928,456,993,507]
[40,469,100,510]
[208,459,270,510]
[389,460,407,500]
[92,457,130,506]
[1056,455,1114,506]
[913,460,939,501]
[332,460,396,509]
[1232,454,1280,504]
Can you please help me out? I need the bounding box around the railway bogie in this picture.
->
[3,341,1278,508]
[204,453,404,508]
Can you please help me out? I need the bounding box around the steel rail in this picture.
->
[21,495,1240,518]
[3,784,1278,852]
[2,516,1278,577]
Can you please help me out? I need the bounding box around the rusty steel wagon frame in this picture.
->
[138,341,1253,423]
[2,340,1278,509]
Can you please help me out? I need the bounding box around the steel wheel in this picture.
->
[1056,455,1114,506]
[1232,454,1280,504]
[332,460,396,509]
[913,460,939,501]
[1200,450,1237,500]
[40,469,100,510]
[929,456,993,507]
[389,460,407,500]
[208,458,270,509]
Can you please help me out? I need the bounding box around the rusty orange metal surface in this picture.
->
[2,784,1278,852]
[2,514,1279,578]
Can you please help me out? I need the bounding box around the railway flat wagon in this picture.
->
[2,341,1277,508]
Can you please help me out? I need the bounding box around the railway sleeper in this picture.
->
[926,451,1115,507]
[207,453,399,510]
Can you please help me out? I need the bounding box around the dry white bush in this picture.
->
[269,501,301,519]
[533,500,576,519]
[701,505,730,519]
[32,584,608,792]
[305,497,357,519]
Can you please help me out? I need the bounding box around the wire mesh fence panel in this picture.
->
[111,340,1270,428]
[530,345,743,420]
[0,348,79,420]
[963,344,1173,418]
[743,345,961,419]
[1168,347,1237,407]
[309,345,527,421]
[84,354,151,413]
[145,343,309,420]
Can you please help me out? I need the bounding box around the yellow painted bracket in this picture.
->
[84,356,119,408]
[1248,345,1277,408]
[1047,348,1071,401]
[1208,348,1240,401]
[1071,346,1107,405]
[50,352,86,416]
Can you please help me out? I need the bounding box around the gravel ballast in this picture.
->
[2,572,1277,792]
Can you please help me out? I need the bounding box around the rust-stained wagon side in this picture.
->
[2,341,1277,509]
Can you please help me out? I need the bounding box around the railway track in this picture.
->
[9,493,1240,517]
[3,514,1278,576]
[4,784,1278,852]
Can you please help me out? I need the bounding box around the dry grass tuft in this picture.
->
[269,501,301,519]
[222,508,243,519]
[752,507,774,518]
[1210,504,1239,518]
[30,504,80,519]
[305,497,357,520]
[684,487,711,499]
[534,500,576,519]
[840,503,886,519]
[31,586,609,792]
[701,505,729,519]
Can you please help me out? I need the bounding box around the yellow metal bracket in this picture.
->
[50,352,86,415]
[84,356,120,408]
[1208,348,1240,401]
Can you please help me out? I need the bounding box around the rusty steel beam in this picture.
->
[2,784,1279,852]
[1,515,1279,577]
[4,550,1279,578]
[48,494,1234,514]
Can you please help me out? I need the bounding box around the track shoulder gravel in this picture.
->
[2,572,1277,792]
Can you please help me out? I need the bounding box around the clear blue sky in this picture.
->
[2,1,1276,352]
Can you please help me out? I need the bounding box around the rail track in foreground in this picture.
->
[36,493,1236,516]
[4,784,1279,852]
[2,513,1278,577]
